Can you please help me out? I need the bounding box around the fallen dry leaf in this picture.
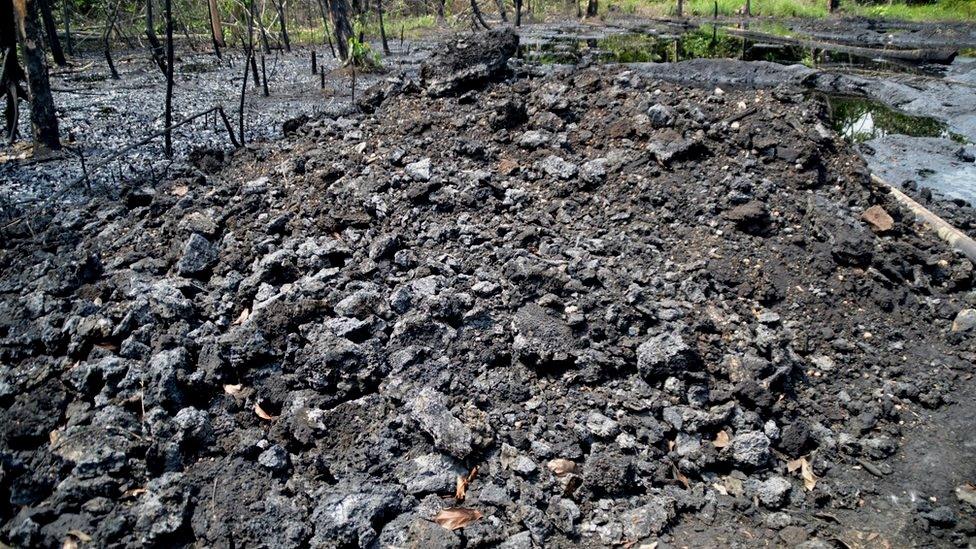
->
[49,430,61,445]
[233,308,250,325]
[861,205,894,233]
[62,538,78,549]
[121,487,147,499]
[455,466,478,500]
[723,476,744,496]
[170,184,189,197]
[787,457,803,473]
[671,463,690,489]
[546,458,576,477]
[433,508,483,530]
[254,402,276,421]
[223,384,244,397]
[66,530,92,542]
[712,430,731,448]
[788,456,817,491]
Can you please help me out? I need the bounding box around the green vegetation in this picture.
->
[846,0,976,21]
[49,0,976,61]
[348,21,383,69]
[357,13,437,40]
[602,0,976,21]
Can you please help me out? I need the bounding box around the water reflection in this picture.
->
[825,96,967,144]
[517,25,950,76]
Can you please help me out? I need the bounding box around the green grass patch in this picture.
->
[362,14,439,40]
[845,0,976,21]
[606,0,976,21]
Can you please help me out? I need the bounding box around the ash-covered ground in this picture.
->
[1,28,976,549]
[0,40,433,205]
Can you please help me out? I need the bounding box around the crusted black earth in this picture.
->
[1,37,976,548]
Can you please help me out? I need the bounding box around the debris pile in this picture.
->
[1,35,975,547]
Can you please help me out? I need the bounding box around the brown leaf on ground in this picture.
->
[223,384,244,396]
[787,457,803,472]
[861,205,894,233]
[672,463,690,489]
[66,530,92,542]
[546,458,576,476]
[121,487,147,499]
[455,466,478,500]
[723,476,744,496]
[788,456,817,491]
[254,402,276,421]
[433,508,483,530]
[233,308,250,325]
[712,430,731,448]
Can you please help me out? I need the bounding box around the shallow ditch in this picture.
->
[517,25,954,76]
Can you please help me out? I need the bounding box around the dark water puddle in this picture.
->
[822,95,968,144]
[518,26,948,76]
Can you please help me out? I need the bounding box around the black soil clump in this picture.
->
[1,30,975,549]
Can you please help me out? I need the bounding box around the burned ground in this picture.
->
[1,34,975,548]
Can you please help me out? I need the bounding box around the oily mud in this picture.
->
[2,28,976,548]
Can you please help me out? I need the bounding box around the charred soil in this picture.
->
[1,30,975,548]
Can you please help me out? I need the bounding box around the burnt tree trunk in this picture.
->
[12,0,61,155]
[257,0,272,54]
[676,0,683,16]
[2,0,28,143]
[62,0,72,55]
[471,0,490,29]
[436,0,445,24]
[495,0,507,22]
[828,0,839,13]
[240,0,257,143]
[179,19,197,52]
[207,0,224,57]
[274,0,290,52]
[103,0,122,78]
[585,0,597,17]
[327,0,354,64]
[515,0,522,25]
[316,0,337,56]
[38,0,67,66]
[163,0,174,157]
[376,0,389,54]
[2,48,26,144]
[145,0,167,74]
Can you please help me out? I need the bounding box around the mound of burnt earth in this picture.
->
[2,60,975,548]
